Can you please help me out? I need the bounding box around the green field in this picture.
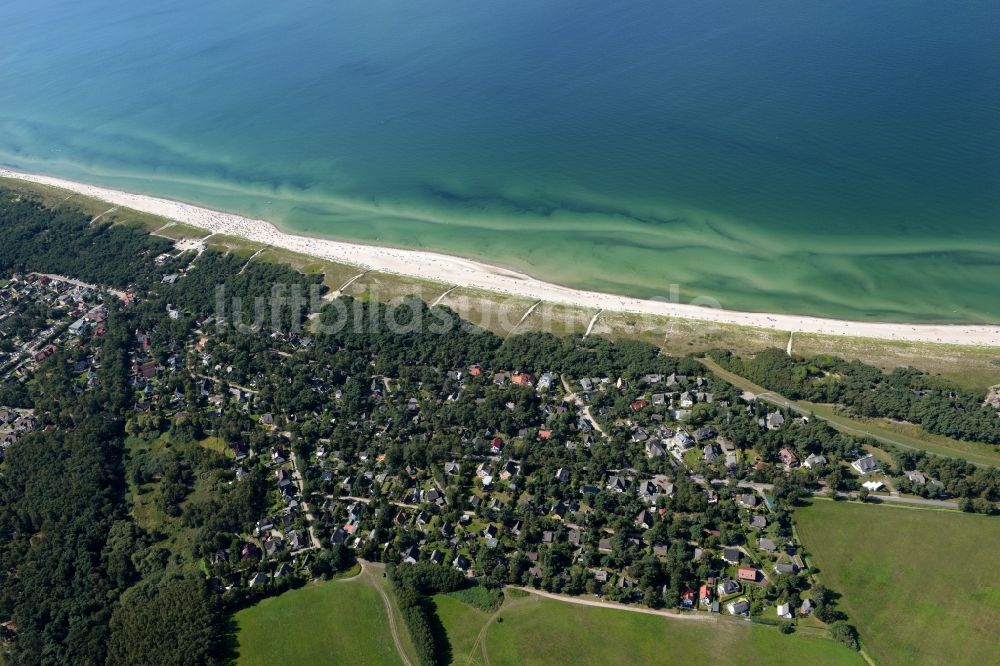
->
[233,574,406,666]
[437,591,862,666]
[796,500,1000,665]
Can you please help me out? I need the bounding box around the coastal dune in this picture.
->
[2,168,999,347]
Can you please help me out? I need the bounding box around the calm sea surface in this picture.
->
[1,0,998,322]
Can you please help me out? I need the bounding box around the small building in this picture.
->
[804,453,827,469]
[778,448,799,468]
[852,454,880,475]
[717,578,740,597]
[727,599,750,616]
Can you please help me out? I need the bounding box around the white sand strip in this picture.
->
[583,310,604,339]
[3,168,1000,347]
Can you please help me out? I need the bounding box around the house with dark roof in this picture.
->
[727,599,750,616]
[852,454,880,475]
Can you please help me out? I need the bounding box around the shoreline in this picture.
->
[2,167,999,347]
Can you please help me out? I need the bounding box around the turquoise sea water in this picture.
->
[0,0,998,322]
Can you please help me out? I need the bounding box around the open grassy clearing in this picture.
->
[701,357,1000,468]
[233,575,405,666]
[436,590,862,666]
[124,432,231,573]
[796,500,1000,666]
[793,333,1000,394]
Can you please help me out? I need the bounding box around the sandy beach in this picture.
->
[2,168,999,347]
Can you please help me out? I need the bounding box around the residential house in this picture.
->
[606,475,628,493]
[723,547,742,564]
[852,454,880,475]
[804,453,827,469]
[693,426,717,442]
[727,599,750,616]
[499,461,519,481]
[717,579,740,597]
[765,412,785,430]
[511,372,535,387]
[757,538,777,554]
[778,448,799,468]
[645,440,665,459]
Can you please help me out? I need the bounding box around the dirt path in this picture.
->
[509,587,713,621]
[360,561,413,666]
